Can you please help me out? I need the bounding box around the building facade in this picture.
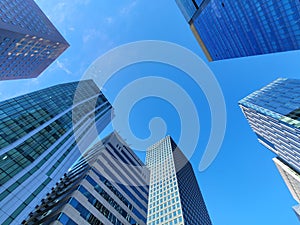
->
[176,0,300,61]
[146,136,212,225]
[239,78,300,219]
[23,132,149,225]
[273,157,300,219]
[0,80,113,224]
[0,0,69,80]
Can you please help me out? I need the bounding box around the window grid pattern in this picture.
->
[273,158,300,203]
[90,168,147,223]
[239,78,300,174]
[191,0,300,60]
[175,0,202,22]
[69,198,108,225]
[84,175,139,224]
[0,0,69,80]
[0,80,112,225]
[240,104,300,174]
[0,81,108,186]
[146,137,184,225]
[239,78,300,121]
[173,154,212,225]
[23,133,148,225]
[78,185,134,225]
[0,0,58,35]
[0,33,67,79]
[239,78,300,218]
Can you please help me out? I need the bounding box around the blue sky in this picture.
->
[2,0,300,224]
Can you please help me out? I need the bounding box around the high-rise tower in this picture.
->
[0,0,69,80]
[146,136,212,225]
[0,80,113,224]
[176,0,300,61]
[23,132,149,225]
[239,78,300,219]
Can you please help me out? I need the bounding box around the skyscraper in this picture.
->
[23,132,149,225]
[239,78,300,219]
[0,0,69,80]
[146,136,212,225]
[273,158,300,220]
[0,80,113,225]
[176,0,300,61]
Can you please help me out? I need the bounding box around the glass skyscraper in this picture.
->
[239,78,300,219]
[176,0,300,61]
[23,132,149,225]
[0,0,69,80]
[0,80,113,225]
[146,136,212,225]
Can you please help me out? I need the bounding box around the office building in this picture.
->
[293,204,300,221]
[273,158,300,220]
[0,0,69,80]
[0,80,113,224]
[23,132,149,225]
[176,0,300,61]
[239,78,300,219]
[273,158,300,203]
[146,136,212,225]
[239,78,300,173]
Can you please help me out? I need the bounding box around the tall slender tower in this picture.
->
[239,78,300,219]
[0,80,113,224]
[0,0,69,80]
[23,132,149,225]
[146,136,212,225]
[176,0,300,61]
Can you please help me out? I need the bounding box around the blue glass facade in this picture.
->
[176,0,300,61]
[0,0,69,80]
[240,78,300,119]
[23,132,149,225]
[0,80,113,225]
[176,0,202,21]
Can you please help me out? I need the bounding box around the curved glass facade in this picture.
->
[0,80,113,225]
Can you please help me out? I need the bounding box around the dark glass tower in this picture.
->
[146,136,212,225]
[23,132,149,225]
[0,0,69,80]
[176,0,300,61]
[0,80,113,224]
[239,78,300,219]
